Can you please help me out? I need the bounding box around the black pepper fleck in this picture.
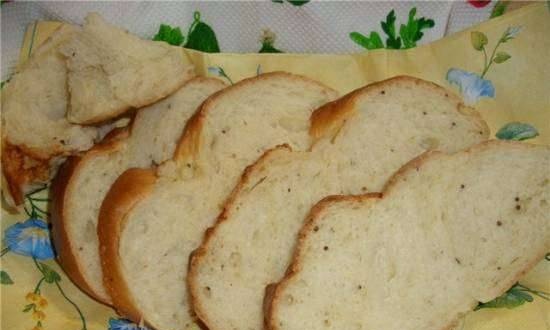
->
[313,226,319,232]
[515,197,520,202]
[222,130,226,134]
[515,205,521,210]
[455,258,461,264]
[287,188,291,192]
[460,184,465,189]
[380,90,385,95]
[323,246,329,251]
[358,285,362,290]
[422,111,427,115]
[496,221,502,226]
[451,122,456,127]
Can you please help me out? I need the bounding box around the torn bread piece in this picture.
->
[266,140,550,330]
[187,76,490,330]
[60,13,195,124]
[97,72,338,330]
[50,77,226,304]
[1,24,97,207]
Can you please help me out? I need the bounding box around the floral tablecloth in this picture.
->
[1,2,549,330]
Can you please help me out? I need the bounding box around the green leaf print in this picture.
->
[259,29,284,53]
[491,1,509,18]
[471,31,488,51]
[349,31,384,50]
[399,8,435,49]
[381,10,401,49]
[39,263,61,283]
[476,284,549,310]
[1,270,14,284]
[351,7,434,50]
[185,12,220,53]
[493,51,511,63]
[496,122,539,141]
[272,0,310,6]
[153,24,185,46]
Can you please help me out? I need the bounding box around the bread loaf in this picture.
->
[50,78,226,304]
[97,72,338,330]
[187,76,490,330]
[266,141,550,330]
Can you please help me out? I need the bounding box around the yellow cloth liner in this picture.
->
[1,3,548,329]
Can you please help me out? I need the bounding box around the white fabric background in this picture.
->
[1,1,495,80]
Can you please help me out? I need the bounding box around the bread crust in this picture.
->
[50,128,129,304]
[310,75,490,146]
[2,142,52,206]
[97,167,157,322]
[174,71,338,165]
[265,140,548,330]
[187,144,293,328]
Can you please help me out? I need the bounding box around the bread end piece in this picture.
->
[50,128,129,304]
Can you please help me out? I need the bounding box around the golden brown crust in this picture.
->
[174,72,337,165]
[310,75,490,146]
[97,168,157,323]
[50,128,129,305]
[265,140,548,330]
[187,144,293,328]
[1,142,51,206]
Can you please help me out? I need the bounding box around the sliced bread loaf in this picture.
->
[1,24,98,206]
[60,13,195,124]
[50,77,226,304]
[266,141,550,330]
[97,72,338,330]
[187,76,490,330]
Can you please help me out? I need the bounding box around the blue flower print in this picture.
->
[446,68,495,105]
[109,318,150,330]
[4,218,55,260]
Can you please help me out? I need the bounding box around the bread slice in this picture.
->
[1,24,98,206]
[59,13,195,124]
[97,72,338,330]
[187,76,490,330]
[50,77,226,304]
[266,140,550,330]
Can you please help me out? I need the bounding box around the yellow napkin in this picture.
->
[2,3,548,330]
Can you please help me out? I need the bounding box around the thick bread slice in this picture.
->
[60,13,195,124]
[1,24,98,206]
[97,72,338,330]
[266,140,550,330]
[187,76,490,330]
[50,78,226,303]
